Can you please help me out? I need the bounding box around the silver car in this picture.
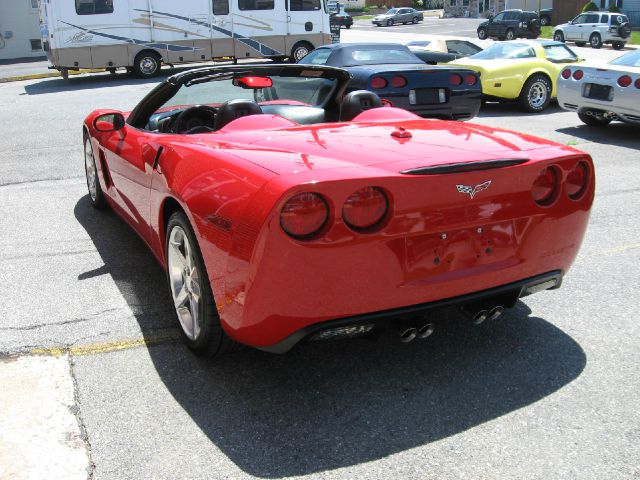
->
[372,8,423,27]
[558,49,640,126]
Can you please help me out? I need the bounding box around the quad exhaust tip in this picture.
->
[417,323,435,339]
[399,327,418,343]
[472,310,489,325]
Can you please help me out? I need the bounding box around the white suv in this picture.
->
[553,11,632,50]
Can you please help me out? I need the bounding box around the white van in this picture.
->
[39,0,332,78]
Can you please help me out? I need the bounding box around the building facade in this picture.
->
[443,0,506,18]
[504,0,552,10]
[0,0,44,61]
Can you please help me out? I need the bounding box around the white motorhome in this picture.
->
[38,0,332,78]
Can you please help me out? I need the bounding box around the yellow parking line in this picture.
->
[599,243,640,256]
[30,331,181,357]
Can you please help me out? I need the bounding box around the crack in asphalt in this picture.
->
[0,176,84,188]
[67,355,96,480]
[1,249,97,261]
[0,309,122,332]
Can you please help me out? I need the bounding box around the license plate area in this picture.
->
[409,88,448,105]
[405,221,519,283]
[583,83,613,101]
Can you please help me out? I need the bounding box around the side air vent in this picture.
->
[400,158,528,175]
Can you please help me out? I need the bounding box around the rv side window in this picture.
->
[76,0,114,15]
[238,0,274,10]
[290,0,321,10]
[213,0,230,15]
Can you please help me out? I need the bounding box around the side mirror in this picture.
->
[94,112,125,132]
[488,14,494,21]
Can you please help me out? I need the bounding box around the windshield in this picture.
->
[385,8,398,14]
[470,43,536,60]
[609,49,640,67]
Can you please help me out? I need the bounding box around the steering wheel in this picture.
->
[171,105,218,134]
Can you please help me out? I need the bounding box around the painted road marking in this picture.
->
[0,355,89,480]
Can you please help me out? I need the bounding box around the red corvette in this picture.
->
[83,64,594,357]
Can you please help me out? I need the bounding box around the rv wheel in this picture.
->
[290,42,313,63]
[133,51,161,78]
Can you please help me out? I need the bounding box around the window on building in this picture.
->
[30,39,42,51]
[239,0,274,10]
[450,0,457,6]
[30,0,39,9]
[75,0,114,15]
[290,0,321,10]
[213,0,229,15]
[462,0,469,6]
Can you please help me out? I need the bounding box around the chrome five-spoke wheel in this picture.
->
[528,81,548,109]
[168,226,202,341]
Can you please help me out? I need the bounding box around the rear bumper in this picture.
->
[558,80,640,122]
[259,271,564,353]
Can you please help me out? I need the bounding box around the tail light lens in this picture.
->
[391,75,407,88]
[343,187,388,232]
[566,161,589,200]
[573,69,583,80]
[532,167,560,206]
[281,192,329,239]
[371,76,387,89]
[561,68,572,79]
[450,74,463,86]
[635,78,640,89]
[464,73,477,86]
[618,75,632,87]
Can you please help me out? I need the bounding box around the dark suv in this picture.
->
[477,10,541,41]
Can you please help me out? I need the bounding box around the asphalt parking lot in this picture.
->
[1,27,639,480]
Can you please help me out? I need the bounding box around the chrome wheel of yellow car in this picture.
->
[519,74,551,113]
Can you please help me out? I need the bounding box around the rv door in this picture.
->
[286,0,323,36]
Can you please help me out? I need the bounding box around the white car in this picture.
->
[557,49,640,126]
[552,11,631,50]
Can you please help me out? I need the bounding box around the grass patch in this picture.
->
[540,25,640,45]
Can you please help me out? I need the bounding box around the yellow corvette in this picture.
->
[450,40,582,112]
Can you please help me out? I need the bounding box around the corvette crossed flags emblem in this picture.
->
[456,180,492,199]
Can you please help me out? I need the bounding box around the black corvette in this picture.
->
[297,43,481,121]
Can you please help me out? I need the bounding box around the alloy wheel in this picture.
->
[528,81,548,110]
[84,139,97,202]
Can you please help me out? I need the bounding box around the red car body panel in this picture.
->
[84,106,594,350]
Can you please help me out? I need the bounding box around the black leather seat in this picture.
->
[340,90,383,121]
[214,99,262,130]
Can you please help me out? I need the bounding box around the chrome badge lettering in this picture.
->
[456,180,492,199]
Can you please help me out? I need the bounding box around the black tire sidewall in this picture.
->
[506,29,515,40]
[83,134,107,209]
[590,33,602,49]
[478,28,487,40]
[578,111,611,126]
[553,31,564,42]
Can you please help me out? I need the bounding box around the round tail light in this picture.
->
[635,78,640,89]
[391,75,407,88]
[465,73,477,86]
[618,75,632,87]
[342,187,388,232]
[532,166,560,206]
[450,74,463,86]
[280,192,329,239]
[561,68,572,79]
[371,76,387,89]
[573,69,583,80]
[566,161,589,200]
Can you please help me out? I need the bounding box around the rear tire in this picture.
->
[553,31,565,43]
[133,51,161,78]
[290,41,313,62]
[590,33,602,49]
[387,19,394,26]
[540,15,550,26]
[166,211,236,358]
[505,28,515,40]
[612,41,625,50]
[412,16,419,24]
[578,110,611,126]
[518,73,551,113]
[477,27,487,40]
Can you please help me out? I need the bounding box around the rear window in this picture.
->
[611,15,628,25]
[407,41,432,48]
[543,44,579,63]
[347,48,418,65]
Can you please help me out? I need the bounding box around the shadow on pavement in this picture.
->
[74,194,586,478]
[477,101,564,118]
[557,123,640,148]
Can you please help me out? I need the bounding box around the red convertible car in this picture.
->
[83,64,594,357]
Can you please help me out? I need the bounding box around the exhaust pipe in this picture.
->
[417,323,435,339]
[399,327,418,343]
[488,306,504,321]
[472,310,489,325]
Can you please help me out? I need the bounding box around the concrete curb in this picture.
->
[0,69,105,84]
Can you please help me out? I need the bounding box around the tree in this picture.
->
[582,1,599,12]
